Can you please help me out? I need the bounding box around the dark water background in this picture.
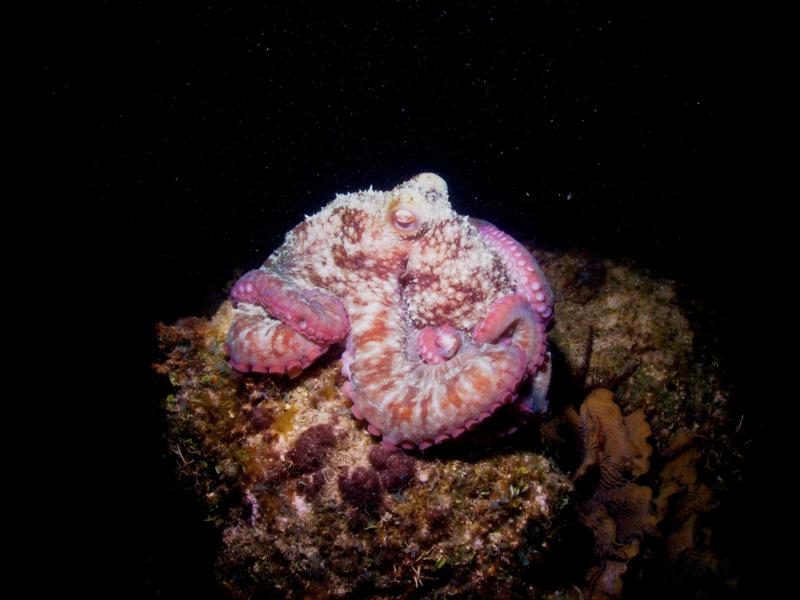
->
[38,2,778,597]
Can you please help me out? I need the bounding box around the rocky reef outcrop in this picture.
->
[155,249,743,598]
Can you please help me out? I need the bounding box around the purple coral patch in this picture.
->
[286,424,337,474]
[368,446,416,492]
[337,466,383,510]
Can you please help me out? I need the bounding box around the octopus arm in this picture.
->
[231,267,350,345]
[225,304,330,378]
[471,218,554,323]
[346,291,543,448]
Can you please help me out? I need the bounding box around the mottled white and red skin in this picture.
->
[225,173,554,448]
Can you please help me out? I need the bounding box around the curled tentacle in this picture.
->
[416,324,464,364]
[473,293,547,371]
[231,268,349,345]
[347,289,530,448]
[225,304,329,378]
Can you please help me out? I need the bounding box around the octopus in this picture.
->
[225,173,554,450]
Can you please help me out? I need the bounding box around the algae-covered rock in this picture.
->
[540,250,734,456]
[156,303,574,599]
[155,249,739,598]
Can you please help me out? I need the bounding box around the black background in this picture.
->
[38,2,777,597]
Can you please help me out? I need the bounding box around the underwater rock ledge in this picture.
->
[155,248,738,599]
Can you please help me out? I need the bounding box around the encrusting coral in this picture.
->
[652,432,735,593]
[567,388,658,600]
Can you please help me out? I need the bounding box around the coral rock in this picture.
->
[155,247,741,598]
[156,302,572,599]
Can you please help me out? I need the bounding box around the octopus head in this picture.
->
[385,173,453,241]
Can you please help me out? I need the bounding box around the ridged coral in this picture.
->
[653,433,733,592]
[568,388,657,599]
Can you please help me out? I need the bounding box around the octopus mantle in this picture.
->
[225,173,554,449]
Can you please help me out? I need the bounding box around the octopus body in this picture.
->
[225,173,554,449]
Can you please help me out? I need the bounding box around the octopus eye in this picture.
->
[391,208,419,235]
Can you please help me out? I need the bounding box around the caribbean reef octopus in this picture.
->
[225,173,554,450]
